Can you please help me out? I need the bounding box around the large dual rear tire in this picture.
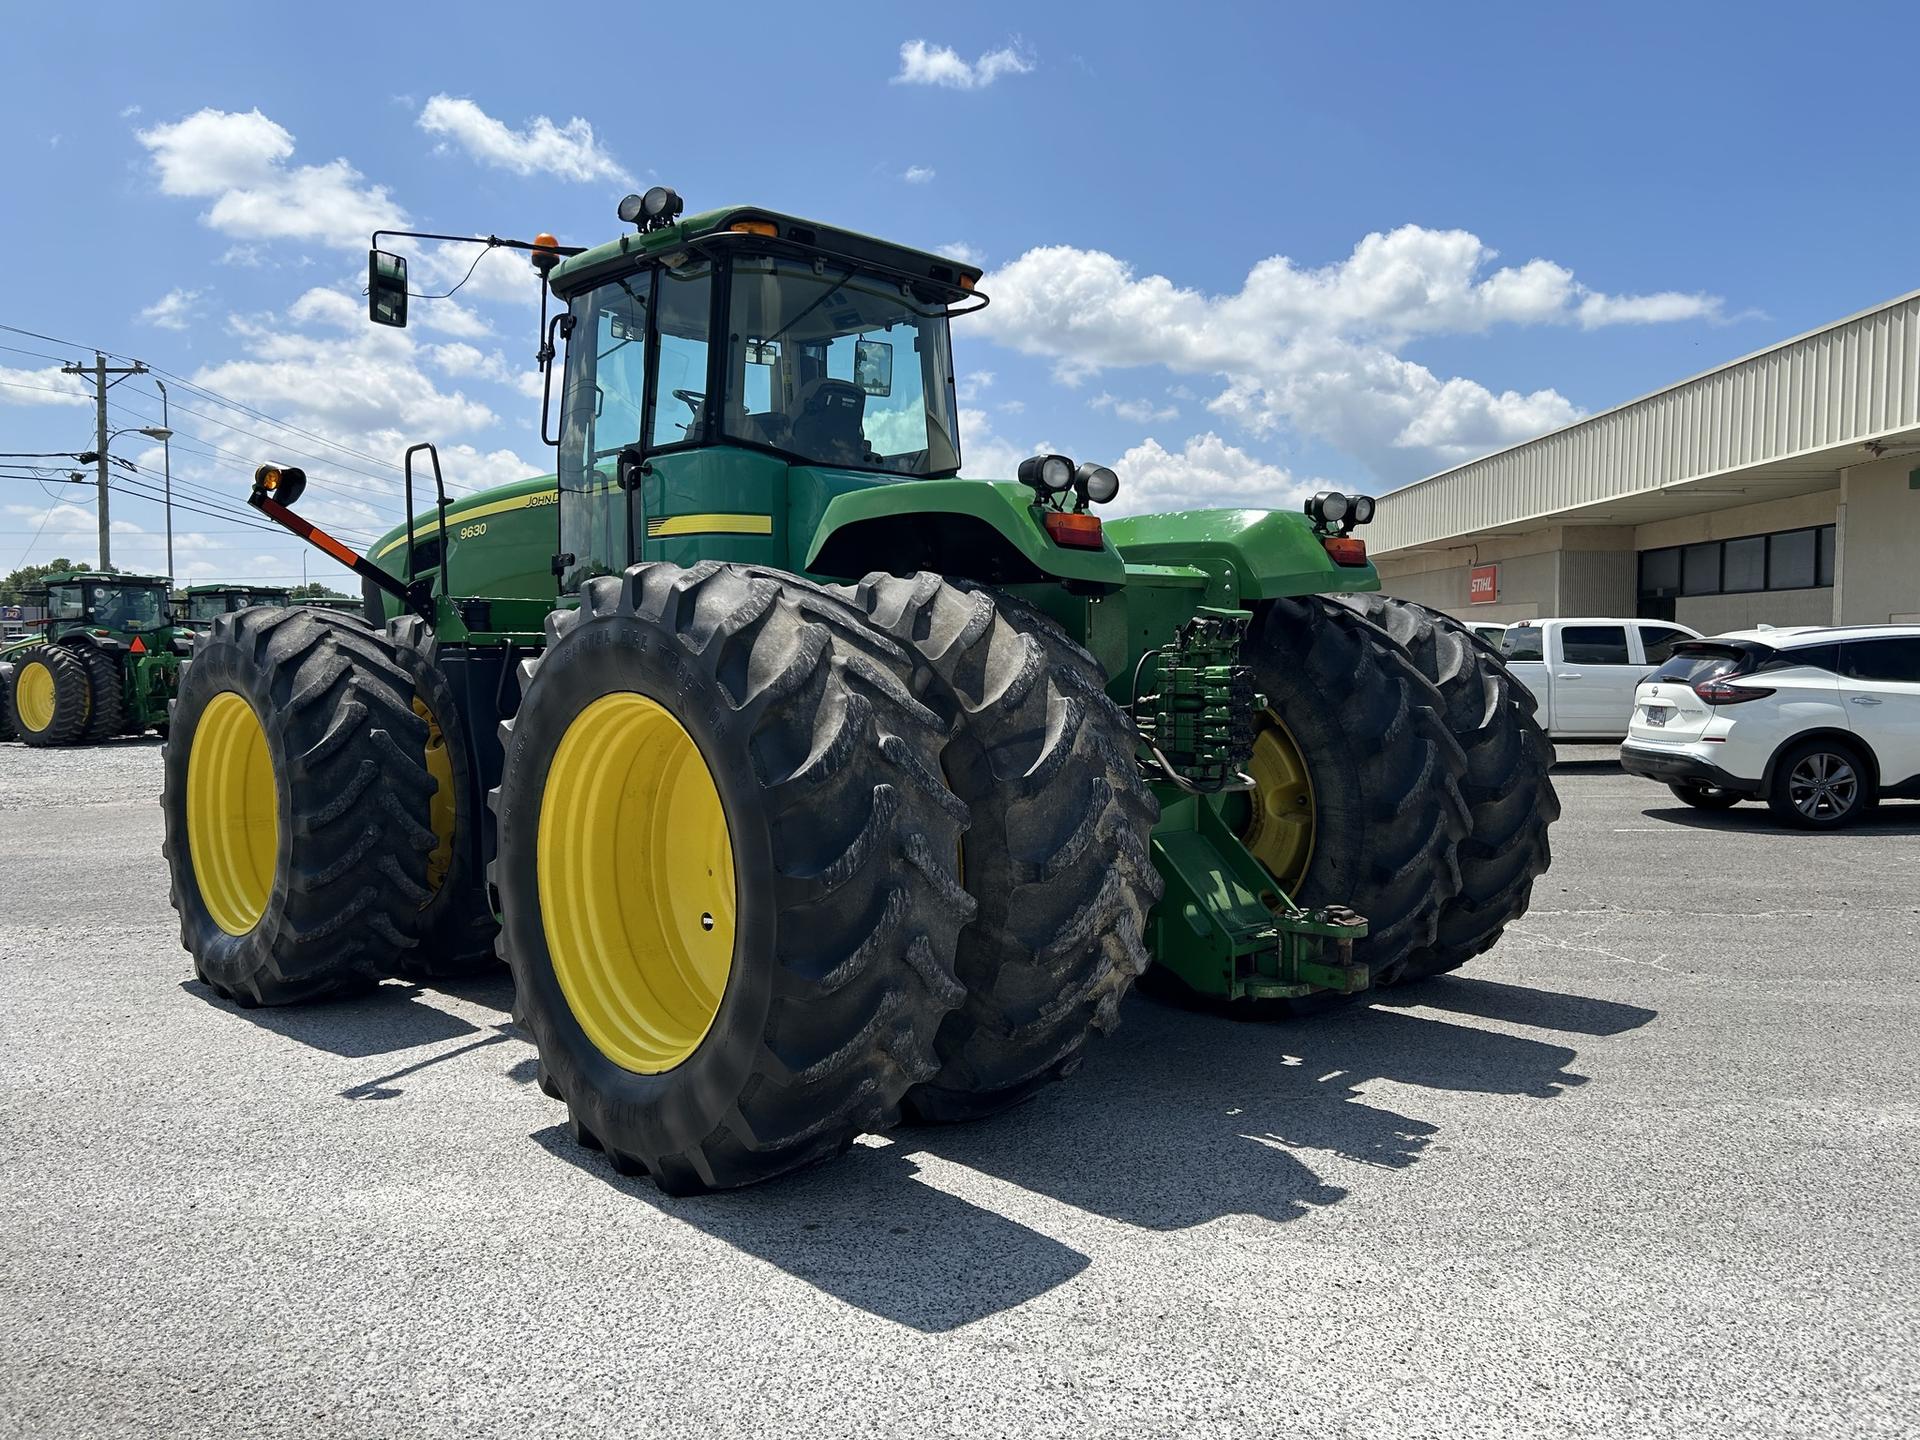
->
[1325,593,1558,982]
[833,573,1162,1123]
[491,563,975,1192]
[1238,597,1473,990]
[162,608,438,1006]
[77,646,128,742]
[8,646,92,747]
[385,616,500,979]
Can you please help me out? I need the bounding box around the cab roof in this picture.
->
[31,569,170,586]
[180,583,290,595]
[546,205,984,299]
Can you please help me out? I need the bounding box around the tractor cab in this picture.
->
[29,571,173,644]
[177,584,292,629]
[539,202,977,592]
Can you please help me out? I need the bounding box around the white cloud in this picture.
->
[904,165,936,184]
[119,104,142,119]
[1107,433,1318,518]
[956,407,1036,480]
[0,365,90,407]
[957,370,994,402]
[892,39,1034,89]
[977,226,1724,478]
[1091,391,1178,424]
[418,95,632,185]
[137,108,405,250]
[140,287,203,330]
[190,292,539,509]
[938,241,986,267]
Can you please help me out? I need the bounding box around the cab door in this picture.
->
[1836,636,1920,789]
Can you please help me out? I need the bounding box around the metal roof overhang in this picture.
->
[1372,289,1920,554]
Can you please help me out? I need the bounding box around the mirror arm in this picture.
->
[539,312,573,448]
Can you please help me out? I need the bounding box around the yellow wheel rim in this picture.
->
[186,692,279,936]
[15,660,55,733]
[415,696,456,899]
[1240,710,1316,893]
[537,692,737,1074]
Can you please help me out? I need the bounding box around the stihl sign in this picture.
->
[1468,564,1499,605]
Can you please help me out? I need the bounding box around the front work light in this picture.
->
[1018,454,1077,496]
[619,187,685,232]
[1307,491,1350,528]
[1074,462,1120,506]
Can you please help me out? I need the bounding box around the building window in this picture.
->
[1722,535,1765,592]
[1639,523,1836,608]
[1681,543,1720,595]
[1768,529,1815,590]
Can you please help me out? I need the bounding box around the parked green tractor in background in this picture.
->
[175,583,292,629]
[2,569,185,745]
[163,191,1557,1191]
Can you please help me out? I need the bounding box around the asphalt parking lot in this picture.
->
[1,740,1915,1439]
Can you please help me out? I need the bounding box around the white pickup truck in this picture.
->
[1500,618,1701,738]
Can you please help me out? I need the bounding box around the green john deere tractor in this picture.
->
[175,583,292,630]
[162,191,1557,1192]
[2,569,185,745]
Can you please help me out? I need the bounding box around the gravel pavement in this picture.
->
[1,739,1915,1438]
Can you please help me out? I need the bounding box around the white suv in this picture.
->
[1620,625,1920,828]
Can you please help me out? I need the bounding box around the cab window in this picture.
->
[47,584,83,620]
[651,264,713,449]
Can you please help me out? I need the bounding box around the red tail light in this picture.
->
[1693,680,1774,705]
[1322,535,1367,566]
[1043,511,1104,549]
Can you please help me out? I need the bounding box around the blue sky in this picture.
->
[2,1,1915,584]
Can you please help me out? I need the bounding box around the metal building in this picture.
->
[1369,289,1920,631]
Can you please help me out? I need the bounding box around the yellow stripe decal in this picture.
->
[646,514,775,538]
[374,488,559,559]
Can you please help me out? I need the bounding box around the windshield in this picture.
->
[723,255,959,476]
[86,583,167,631]
[186,591,285,622]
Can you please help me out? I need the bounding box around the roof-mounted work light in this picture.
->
[618,186,685,233]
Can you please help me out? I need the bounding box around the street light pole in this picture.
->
[155,380,174,583]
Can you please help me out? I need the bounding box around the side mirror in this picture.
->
[369,250,409,328]
[854,339,893,397]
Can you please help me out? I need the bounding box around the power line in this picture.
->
[103,394,411,516]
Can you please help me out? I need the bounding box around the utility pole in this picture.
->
[61,352,147,570]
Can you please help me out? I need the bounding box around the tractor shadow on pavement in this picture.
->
[538,977,1653,1332]
[181,975,497,1059]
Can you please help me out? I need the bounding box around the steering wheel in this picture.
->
[671,388,705,415]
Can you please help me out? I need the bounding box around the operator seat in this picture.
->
[791,378,871,466]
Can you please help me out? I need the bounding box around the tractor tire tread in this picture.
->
[162,606,434,1005]
[493,562,973,1192]
[1244,597,1471,994]
[1326,593,1557,981]
[832,573,1162,1124]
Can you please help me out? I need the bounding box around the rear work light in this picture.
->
[1322,535,1368,566]
[1043,511,1104,549]
[1693,679,1774,705]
